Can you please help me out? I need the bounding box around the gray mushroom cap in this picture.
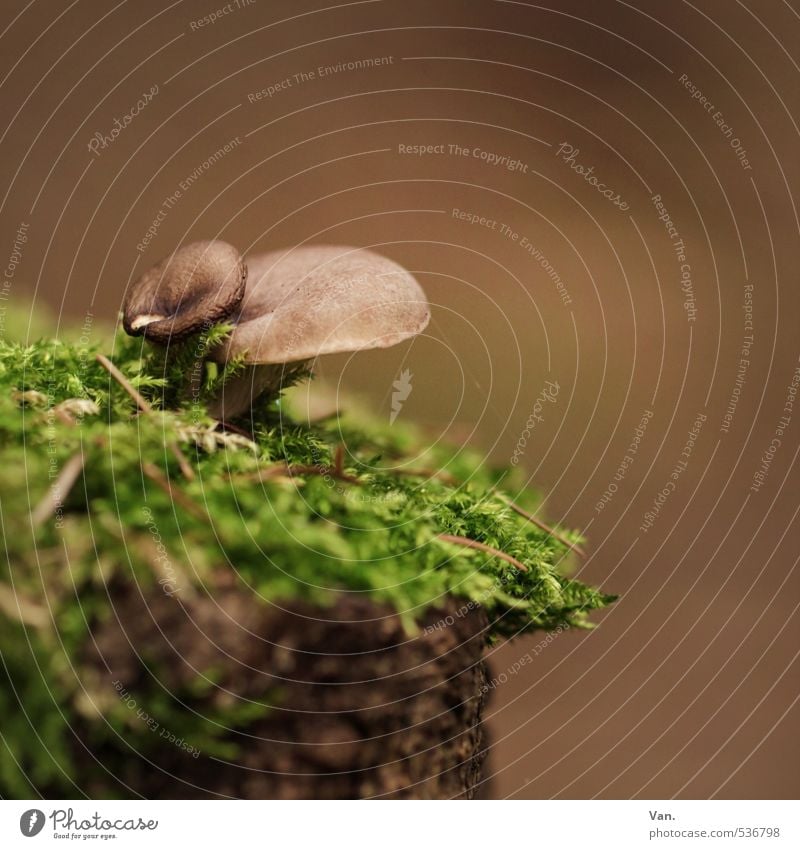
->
[210,245,430,365]
[123,240,246,344]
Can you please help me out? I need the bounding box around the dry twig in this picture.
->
[499,495,586,558]
[437,533,528,571]
[96,353,195,480]
[233,461,533,571]
[141,461,208,521]
[0,582,49,628]
[333,443,344,477]
[31,450,86,527]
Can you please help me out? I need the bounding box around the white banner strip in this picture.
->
[0,800,797,848]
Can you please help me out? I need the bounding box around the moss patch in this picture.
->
[0,327,614,795]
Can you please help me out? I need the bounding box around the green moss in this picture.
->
[0,327,615,795]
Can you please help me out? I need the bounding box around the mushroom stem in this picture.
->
[206,361,310,420]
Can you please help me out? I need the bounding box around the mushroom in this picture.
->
[123,240,246,344]
[206,245,430,419]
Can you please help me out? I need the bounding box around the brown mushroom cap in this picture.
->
[123,240,246,343]
[210,245,430,364]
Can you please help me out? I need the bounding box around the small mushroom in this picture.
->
[123,240,246,344]
[206,245,430,419]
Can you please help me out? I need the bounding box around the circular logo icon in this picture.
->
[19,809,45,837]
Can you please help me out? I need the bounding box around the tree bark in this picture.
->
[81,587,490,799]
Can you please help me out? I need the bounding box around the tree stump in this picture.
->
[81,587,490,799]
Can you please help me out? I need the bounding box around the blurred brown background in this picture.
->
[1,0,798,798]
